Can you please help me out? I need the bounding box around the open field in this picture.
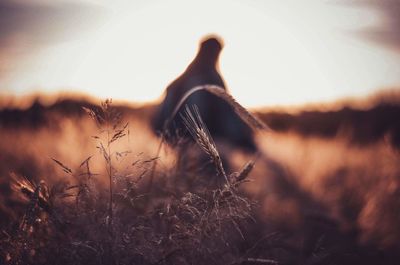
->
[0,94,399,264]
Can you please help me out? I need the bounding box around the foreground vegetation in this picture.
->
[1,93,400,265]
[1,98,266,265]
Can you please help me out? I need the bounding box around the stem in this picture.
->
[107,129,113,228]
[146,135,164,194]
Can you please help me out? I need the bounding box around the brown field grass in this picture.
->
[0,91,400,264]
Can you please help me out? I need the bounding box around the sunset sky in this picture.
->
[0,0,400,107]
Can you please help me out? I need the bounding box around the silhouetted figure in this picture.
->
[152,35,256,151]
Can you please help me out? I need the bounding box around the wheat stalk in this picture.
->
[164,84,269,132]
[150,85,267,194]
[180,104,229,185]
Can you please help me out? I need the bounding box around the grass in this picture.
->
[1,89,399,265]
[1,94,263,265]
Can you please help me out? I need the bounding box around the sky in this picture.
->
[0,0,400,107]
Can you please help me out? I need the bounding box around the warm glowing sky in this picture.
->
[1,0,400,107]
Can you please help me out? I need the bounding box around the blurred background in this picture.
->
[1,0,400,106]
[1,1,400,263]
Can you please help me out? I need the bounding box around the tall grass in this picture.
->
[84,99,129,229]
[1,97,263,265]
[3,89,395,264]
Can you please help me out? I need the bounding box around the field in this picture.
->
[0,93,399,265]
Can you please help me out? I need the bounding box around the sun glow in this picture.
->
[69,0,330,106]
[3,0,400,107]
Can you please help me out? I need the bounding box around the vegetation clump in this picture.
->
[1,98,264,265]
